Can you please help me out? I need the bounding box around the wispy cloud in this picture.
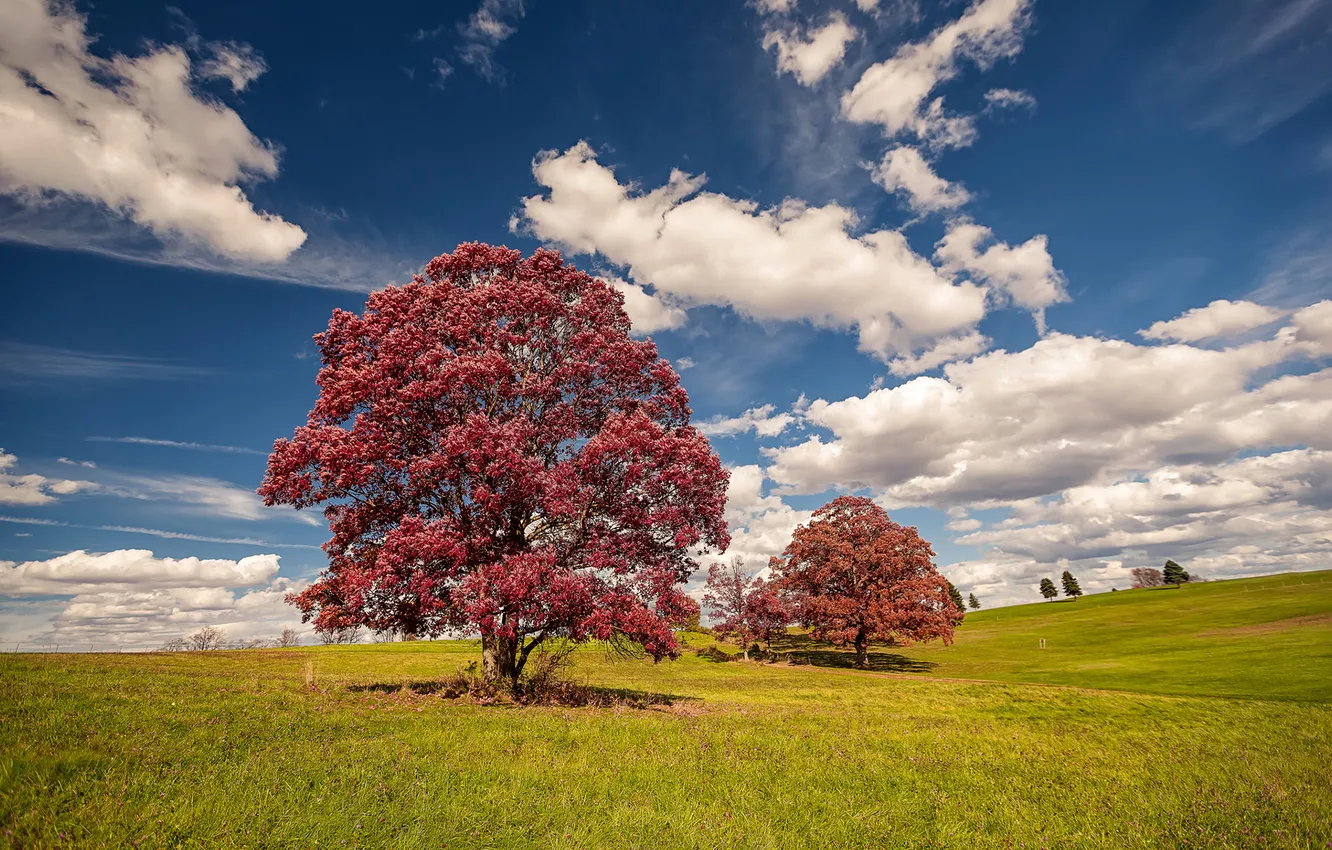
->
[0,342,208,383]
[456,0,526,83]
[87,437,266,456]
[1152,0,1332,143]
[0,515,320,550]
[0,198,423,292]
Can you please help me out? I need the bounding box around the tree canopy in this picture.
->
[1040,578,1058,600]
[771,496,960,669]
[1061,570,1083,599]
[260,243,730,687]
[1163,560,1190,586]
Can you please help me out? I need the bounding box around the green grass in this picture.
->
[2,571,1331,849]
[789,570,1332,702]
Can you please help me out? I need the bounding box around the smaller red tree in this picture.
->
[702,557,790,659]
[772,496,961,670]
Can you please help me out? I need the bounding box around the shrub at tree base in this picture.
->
[772,496,962,670]
[260,243,730,690]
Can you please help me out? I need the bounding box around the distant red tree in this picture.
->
[702,557,791,658]
[260,243,730,688]
[772,496,961,669]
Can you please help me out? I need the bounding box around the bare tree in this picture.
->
[317,625,362,645]
[1131,568,1164,589]
[188,625,228,651]
[277,627,301,648]
[159,637,189,652]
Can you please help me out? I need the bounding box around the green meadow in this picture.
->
[3,571,1331,849]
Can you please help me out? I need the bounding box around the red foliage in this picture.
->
[702,558,791,654]
[260,243,730,685]
[771,495,961,669]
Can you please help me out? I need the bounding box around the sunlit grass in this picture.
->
[2,570,1330,849]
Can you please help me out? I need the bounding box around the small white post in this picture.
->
[1039,638,1046,650]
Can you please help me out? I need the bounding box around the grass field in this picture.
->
[2,571,1330,849]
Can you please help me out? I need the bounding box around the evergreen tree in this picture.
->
[1163,559,1190,586]
[967,593,981,610]
[1061,570,1083,599]
[945,579,965,613]
[1039,578,1058,600]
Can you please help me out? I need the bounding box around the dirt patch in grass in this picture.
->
[1200,613,1332,637]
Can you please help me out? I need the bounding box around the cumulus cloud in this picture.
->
[934,220,1067,333]
[516,142,997,363]
[0,548,309,646]
[604,277,687,335]
[0,549,279,596]
[886,330,988,376]
[841,0,1032,147]
[697,404,798,438]
[1139,299,1287,342]
[714,464,812,578]
[871,145,971,212]
[0,450,97,505]
[763,326,1328,506]
[763,12,860,86]
[0,0,306,261]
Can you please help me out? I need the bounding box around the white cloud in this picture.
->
[0,549,279,596]
[457,0,525,82]
[934,219,1067,333]
[605,277,687,335]
[0,450,97,505]
[714,464,812,579]
[763,12,859,86]
[0,549,315,646]
[887,330,988,376]
[841,0,1032,147]
[0,450,313,524]
[516,142,992,362]
[1139,299,1287,342]
[763,328,1327,507]
[697,404,797,438]
[86,436,265,455]
[753,0,797,13]
[0,0,306,261]
[1288,300,1332,354]
[197,42,267,92]
[675,357,696,370]
[110,470,320,525]
[946,448,1332,604]
[871,145,971,212]
[983,87,1036,111]
[0,342,208,383]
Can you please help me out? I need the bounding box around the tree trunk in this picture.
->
[481,632,518,687]
[854,629,869,670]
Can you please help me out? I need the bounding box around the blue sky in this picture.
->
[2,0,1331,646]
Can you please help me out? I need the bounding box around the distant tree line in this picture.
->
[159,626,302,651]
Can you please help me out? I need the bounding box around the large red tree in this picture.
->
[259,243,730,687]
[771,496,961,669]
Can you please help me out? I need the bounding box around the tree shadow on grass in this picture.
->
[768,633,939,674]
[346,679,697,709]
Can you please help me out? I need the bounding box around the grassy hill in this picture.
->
[780,569,1332,701]
[2,570,1330,849]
